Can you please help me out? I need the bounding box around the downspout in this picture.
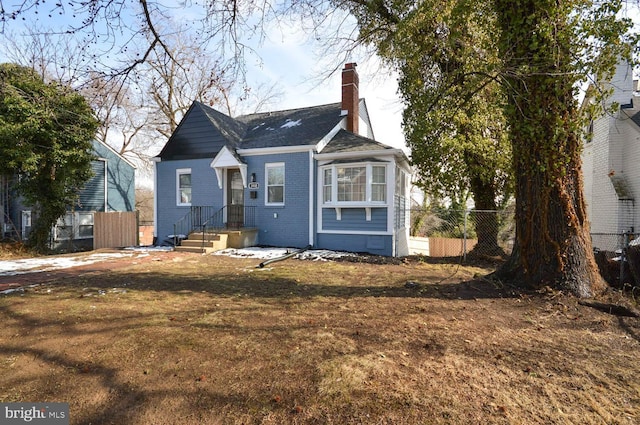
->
[152,157,160,244]
[309,150,315,246]
[257,245,312,268]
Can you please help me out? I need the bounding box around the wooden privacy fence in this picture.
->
[93,211,138,249]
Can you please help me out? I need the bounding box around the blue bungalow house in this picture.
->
[1,139,136,249]
[153,63,411,256]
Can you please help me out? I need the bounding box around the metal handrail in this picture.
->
[199,205,257,249]
[172,205,257,248]
[172,206,215,246]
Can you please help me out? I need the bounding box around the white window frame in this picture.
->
[265,162,285,206]
[176,168,192,207]
[321,162,389,206]
[323,168,333,203]
[371,165,387,202]
[54,211,94,241]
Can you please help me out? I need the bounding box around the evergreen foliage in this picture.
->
[0,63,99,252]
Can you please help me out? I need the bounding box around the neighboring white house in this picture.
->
[582,60,640,237]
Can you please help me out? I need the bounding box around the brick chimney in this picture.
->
[341,63,359,134]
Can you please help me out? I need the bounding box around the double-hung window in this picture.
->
[371,166,386,202]
[323,168,333,203]
[176,168,192,206]
[265,163,285,205]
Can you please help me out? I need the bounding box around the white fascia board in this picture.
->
[153,160,158,237]
[317,230,393,236]
[315,149,404,161]
[308,150,315,247]
[93,139,137,169]
[236,145,315,156]
[387,165,396,233]
[151,157,161,163]
[210,145,242,168]
[316,121,345,153]
[210,146,248,188]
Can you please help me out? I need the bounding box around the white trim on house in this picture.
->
[265,162,285,206]
[210,146,248,188]
[387,163,396,234]
[176,168,192,207]
[152,157,160,238]
[237,145,316,156]
[315,149,406,161]
[317,160,392,232]
[317,230,393,236]
[308,150,315,246]
[100,158,108,212]
[94,139,137,169]
[319,162,390,207]
[315,122,344,153]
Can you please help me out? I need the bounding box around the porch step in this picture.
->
[174,232,228,254]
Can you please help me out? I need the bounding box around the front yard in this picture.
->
[0,250,638,424]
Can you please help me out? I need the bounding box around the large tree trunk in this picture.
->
[492,0,606,297]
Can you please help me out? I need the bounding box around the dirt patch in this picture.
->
[0,251,638,424]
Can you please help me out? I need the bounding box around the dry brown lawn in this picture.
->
[0,250,639,424]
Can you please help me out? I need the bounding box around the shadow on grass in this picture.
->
[0,258,522,424]
[22,266,519,302]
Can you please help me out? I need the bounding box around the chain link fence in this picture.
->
[591,232,639,288]
[409,208,640,287]
[409,208,515,259]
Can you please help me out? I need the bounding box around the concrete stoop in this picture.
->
[174,228,259,254]
[174,232,228,254]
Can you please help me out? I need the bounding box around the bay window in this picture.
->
[323,168,332,203]
[322,163,387,204]
[371,166,386,202]
[337,166,366,202]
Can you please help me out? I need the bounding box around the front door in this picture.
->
[227,168,244,228]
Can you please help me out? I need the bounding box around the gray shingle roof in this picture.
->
[236,102,344,149]
[158,101,397,160]
[321,129,392,153]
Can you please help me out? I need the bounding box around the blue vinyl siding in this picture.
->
[316,233,393,256]
[321,207,387,231]
[77,160,106,211]
[89,140,135,212]
[243,152,310,248]
[155,158,222,243]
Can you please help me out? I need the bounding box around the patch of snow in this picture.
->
[252,122,266,131]
[0,252,138,276]
[124,246,173,252]
[280,119,302,129]
[212,247,355,261]
[1,283,40,295]
[630,236,640,247]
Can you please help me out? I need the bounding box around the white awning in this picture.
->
[210,146,247,189]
